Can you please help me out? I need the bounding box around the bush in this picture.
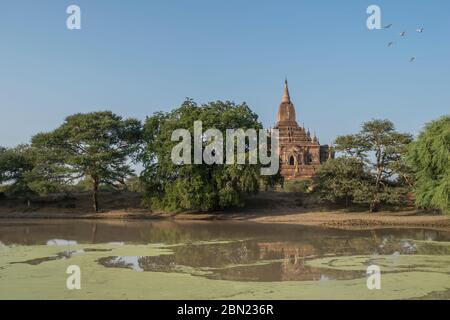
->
[283,179,312,193]
[125,176,144,193]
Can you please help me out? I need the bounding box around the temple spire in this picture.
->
[276,77,297,125]
[282,78,291,103]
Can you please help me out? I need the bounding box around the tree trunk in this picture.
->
[370,200,379,213]
[372,145,382,213]
[92,178,99,213]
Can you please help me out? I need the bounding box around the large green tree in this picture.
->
[314,157,371,208]
[141,99,279,212]
[333,119,413,212]
[408,115,450,213]
[31,111,142,212]
[0,145,34,194]
[0,145,57,207]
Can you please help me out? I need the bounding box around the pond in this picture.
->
[0,219,449,299]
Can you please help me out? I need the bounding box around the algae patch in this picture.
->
[1,239,450,299]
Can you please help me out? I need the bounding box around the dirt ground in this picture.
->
[0,191,449,230]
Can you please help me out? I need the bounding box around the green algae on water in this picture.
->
[1,242,450,300]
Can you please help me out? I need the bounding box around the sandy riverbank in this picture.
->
[0,191,449,230]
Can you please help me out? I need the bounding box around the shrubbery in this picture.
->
[282,179,312,193]
[1,107,449,215]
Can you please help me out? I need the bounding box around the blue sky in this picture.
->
[1,0,449,147]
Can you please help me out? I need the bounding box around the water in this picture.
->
[0,219,449,299]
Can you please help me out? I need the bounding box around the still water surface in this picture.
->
[1,219,449,299]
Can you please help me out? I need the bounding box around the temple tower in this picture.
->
[274,79,333,180]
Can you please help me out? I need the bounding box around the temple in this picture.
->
[274,79,333,180]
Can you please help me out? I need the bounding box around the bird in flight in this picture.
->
[416,27,424,33]
[387,42,395,47]
[400,31,407,37]
[410,57,416,63]
[384,24,393,29]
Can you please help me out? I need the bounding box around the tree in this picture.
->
[31,111,142,212]
[0,146,10,184]
[0,145,53,207]
[0,145,34,194]
[334,119,413,212]
[314,157,370,208]
[140,99,279,212]
[408,115,450,213]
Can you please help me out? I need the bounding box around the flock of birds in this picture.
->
[383,24,424,62]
